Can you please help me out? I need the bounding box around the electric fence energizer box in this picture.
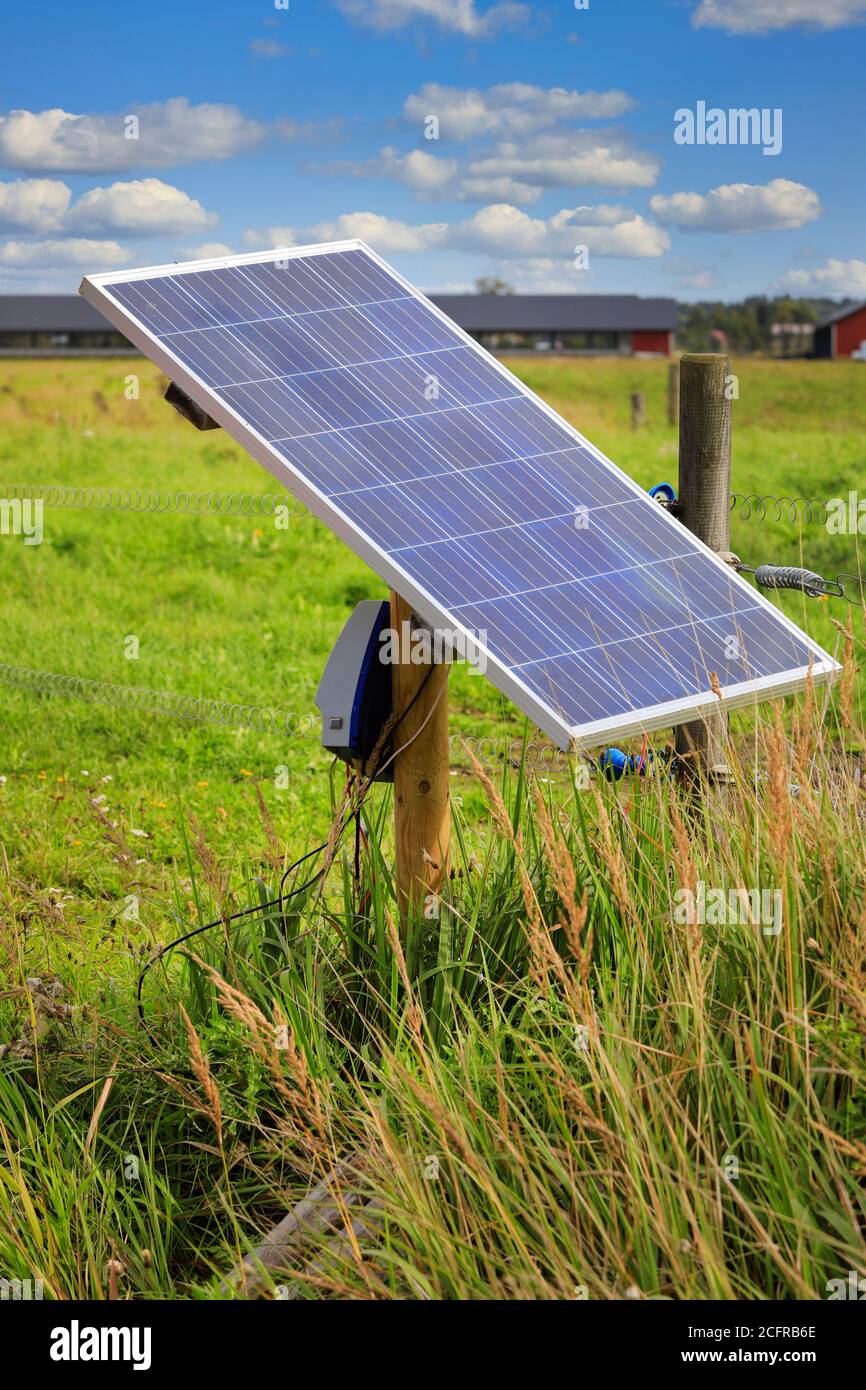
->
[315,600,394,780]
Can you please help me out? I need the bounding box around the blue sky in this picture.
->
[1,0,864,301]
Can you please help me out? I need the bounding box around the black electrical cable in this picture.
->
[135,656,440,1046]
[135,842,327,1048]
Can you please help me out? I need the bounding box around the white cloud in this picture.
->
[316,129,657,207]
[692,0,866,32]
[467,258,594,293]
[0,238,131,267]
[423,279,475,293]
[248,212,447,254]
[455,176,545,205]
[666,257,720,291]
[249,39,291,56]
[0,98,264,172]
[276,117,347,145]
[334,0,529,37]
[679,270,719,290]
[777,259,866,296]
[0,178,71,232]
[448,204,669,258]
[650,179,820,231]
[65,178,218,235]
[247,201,669,259]
[404,82,634,140]
[313,145,458,193]
[181,242,234,260]
[557,204,631,226]
[388,148,460,191]
[0,175,215,243]
[463,134,659,196]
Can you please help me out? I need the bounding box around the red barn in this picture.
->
[814,302,866,359]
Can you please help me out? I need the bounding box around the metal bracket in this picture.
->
[165,381,220,431]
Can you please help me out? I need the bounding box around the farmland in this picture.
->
[1,354,861,861]
[1,354,864,1300]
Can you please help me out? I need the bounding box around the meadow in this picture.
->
[0,353,864,1300]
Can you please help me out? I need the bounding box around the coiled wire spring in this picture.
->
[0,662,312,736]
[0,483,299,517]
[729,492,830,525]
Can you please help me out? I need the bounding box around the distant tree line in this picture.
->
[676,296,853,354]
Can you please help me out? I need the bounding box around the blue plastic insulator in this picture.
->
[600,747,629,781]
[600,748,656,780]
[649,482,677,504]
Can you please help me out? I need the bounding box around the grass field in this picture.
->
[1,355,861,852]
[1,354,864,1300]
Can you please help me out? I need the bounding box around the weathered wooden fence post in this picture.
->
[675,353,733,783]
[631,391,645,431]
[389,591,450,932]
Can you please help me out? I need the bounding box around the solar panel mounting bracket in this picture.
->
[164,380,220,431]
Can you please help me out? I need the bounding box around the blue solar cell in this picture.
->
[81,242,838,748]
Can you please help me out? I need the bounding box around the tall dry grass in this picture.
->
[1,669,865,1299]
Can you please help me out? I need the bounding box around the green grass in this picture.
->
[1,356,861,863]
[2,714,865,1300]
[0,354,864,1300]
[0,356,521,881]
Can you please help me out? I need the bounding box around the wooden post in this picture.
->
[675,353,733,782]
[667,359,679,426]
[389,591,450,931]
[630,391,645,431]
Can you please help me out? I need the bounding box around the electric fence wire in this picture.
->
[652,488,865,602]
[734,563,866,604]
[0,483,846,530]
[0,662,311,736]
[0,482,298,517]
[728,492,832,525]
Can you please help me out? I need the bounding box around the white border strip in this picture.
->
[80,239,840,751]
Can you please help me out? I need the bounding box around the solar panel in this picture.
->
[80,241,838,750]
